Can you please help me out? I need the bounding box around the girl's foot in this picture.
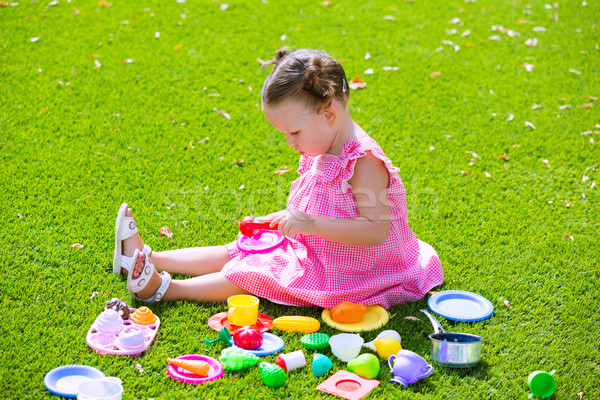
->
[113,203,152,276]
[127,250,171,302]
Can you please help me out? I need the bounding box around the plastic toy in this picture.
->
[329,333,364,362]
[237,231,286,254]
[234,332,284,356]
[239,216,279,237]
[130,306,156,325]
[316,370,380,400]
[331,301,367,324]
[208,311,273,334]
[233,326,263,350]
[322,305,389,332]
[363,330,402,350]
[219,347,259,370]
[272,316,320,333]
[86,308,160,357]
[77,377,122,400]
[527,370,556,398]
[373,338,402,359]
[166,354,224,385]
[227,294,259,326]
[205,326,233,347]
[348,354,381,379]
[44,365,105,398]
[300,332,330,350]
[388,350,434,387]
[312,353,333,377]
[105,298,130,320]
[259,362,287,388]
[275,350,306,372]
[167,358,210,377]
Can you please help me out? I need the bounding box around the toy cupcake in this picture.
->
[95,309,124,334]
[105,298,130,320]
[118,327,146,350]
[130,306,156,325]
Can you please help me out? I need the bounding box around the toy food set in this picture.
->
[166,355,224,385]
[219,347,260,370]
[272,316,320,333]
[86,302,159,357]
[275,350,306,372]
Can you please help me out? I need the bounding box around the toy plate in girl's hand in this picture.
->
[427,290,494,322]
[236,231,285,254]
[167,355,224,385]
[44,365,105,398]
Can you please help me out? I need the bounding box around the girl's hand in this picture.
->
[257,209,316,237]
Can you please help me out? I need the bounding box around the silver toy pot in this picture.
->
[420,309,483,368]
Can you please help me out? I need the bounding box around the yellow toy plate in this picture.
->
[321,305,390,332]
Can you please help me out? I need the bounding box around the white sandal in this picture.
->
[113,203,152,275]
[127,249,171,303]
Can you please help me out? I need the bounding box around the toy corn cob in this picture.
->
[167,358,210,376]
[272,316,320,333]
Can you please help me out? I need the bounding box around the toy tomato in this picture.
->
[233,326,263,350]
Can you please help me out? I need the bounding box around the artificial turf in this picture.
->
[1,0,599,398]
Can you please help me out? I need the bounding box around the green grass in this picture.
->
[1,0,599,398]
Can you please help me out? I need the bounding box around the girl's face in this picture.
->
[264,99,336,157]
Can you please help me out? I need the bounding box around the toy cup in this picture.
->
[388,350,434,387]
[77,377,122,400]
[329,333,364,362]
[227,295,259,327]
[527,370,556,398]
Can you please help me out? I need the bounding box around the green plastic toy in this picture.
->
[259,362,287,388]
[300,332,330,350]
[219,347,259,370]
[205,326,233,346]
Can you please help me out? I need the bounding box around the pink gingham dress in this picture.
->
[222,136,443,309]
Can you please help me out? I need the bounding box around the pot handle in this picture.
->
[388,354,396,370]
[420,309,446,334]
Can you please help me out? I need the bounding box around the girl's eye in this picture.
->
[290,131,300,135]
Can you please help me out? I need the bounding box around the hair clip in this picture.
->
[342,78,347,93]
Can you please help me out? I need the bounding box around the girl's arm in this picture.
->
[266,152,391,246]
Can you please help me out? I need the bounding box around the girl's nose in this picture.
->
[286,136,295,147]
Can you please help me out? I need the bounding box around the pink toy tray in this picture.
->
[86,308,160,358]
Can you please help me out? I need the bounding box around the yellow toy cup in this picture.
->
[227,295,259,326]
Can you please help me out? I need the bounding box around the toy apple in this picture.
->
[347,354,380,379]
[233,326,263,350]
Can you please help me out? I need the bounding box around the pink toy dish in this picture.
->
[237,231,286,254]
[167,354,224,385]
[208,311,273,334]
[86,308,160,357]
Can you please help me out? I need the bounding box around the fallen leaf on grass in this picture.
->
[383,15,397,21]
[569,68,582,75]
[460,170,471,176]
[213,108,230,120]
[98,0,111,7]
[503,299,511,308]
[90,291,99,299]
[348,76,366,90]
[586,94,598,101]
[499,154,509,161]
[274,166,291,175]
[578,103,593,109]
[30,36,41,42]
[430,71,441,78]
[17,212,23,218]
[542,159,550,167]
[135,363,143,374]
[159,226,173,239]
[189,141,195,149]
[525,121,536,129]
[70,243,84,250]
[404,316,420,321]
[563,234,574,241]
[123,59,136,64]
[578,392,584,399]
[523,63,535,72]
[173,44,183,50]
[198,137,210,144]
[484,172,491,178]
[506,113,514,121]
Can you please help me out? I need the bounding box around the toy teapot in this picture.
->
[388,350,434,387]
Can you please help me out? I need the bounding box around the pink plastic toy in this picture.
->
[316,370,380,400]
[239,216,279,238]
[233,326,263,350]
[166,354,224,385]
[86,308,160,357]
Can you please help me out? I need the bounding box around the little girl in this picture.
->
[114,48,443,308]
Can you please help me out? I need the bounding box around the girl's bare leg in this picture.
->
[121,208,231,276]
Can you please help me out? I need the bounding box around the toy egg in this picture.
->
[374,337,402,359]
[259,362,286,388]
[312,353,333,377]
[105,298,130,320]
[347,353,381,379]
[95,309,124,334]
[118,327,145,349]
[233,326,263,350]
[130,306,156,325]
[275,350,306,372]
[219,347,260,371]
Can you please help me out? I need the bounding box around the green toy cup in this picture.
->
[527,370,556,398]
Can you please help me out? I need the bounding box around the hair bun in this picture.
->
[261,47,289,69]
[304,58,330,97]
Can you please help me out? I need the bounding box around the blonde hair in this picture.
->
[261,48,349,113]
